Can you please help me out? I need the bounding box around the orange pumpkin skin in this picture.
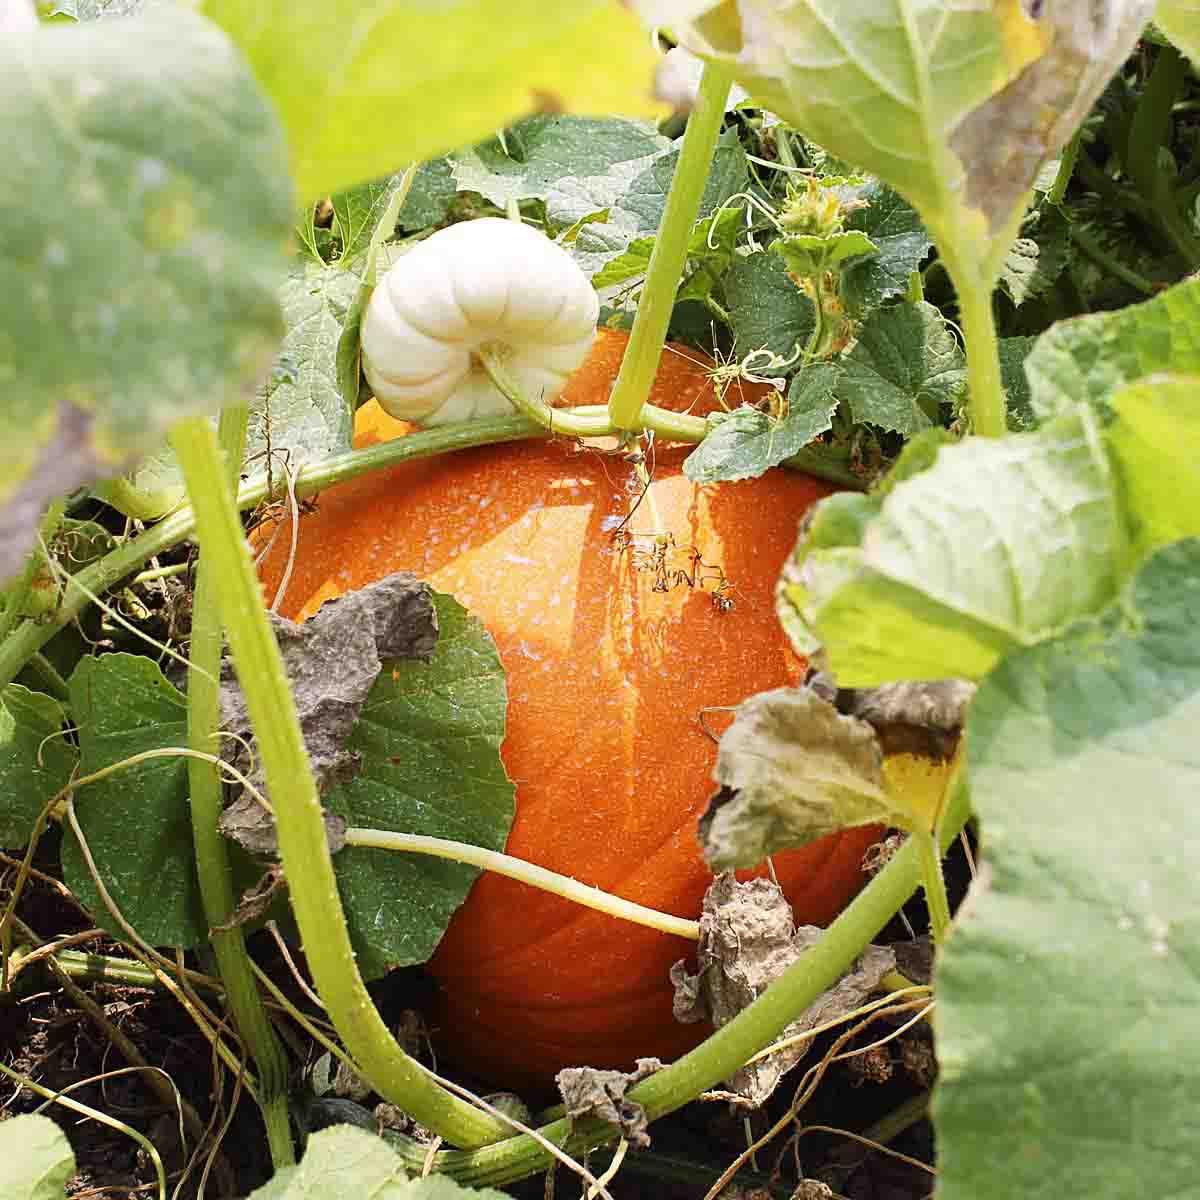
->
[257,331,881,1089]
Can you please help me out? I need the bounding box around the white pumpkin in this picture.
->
[360,217,600,426]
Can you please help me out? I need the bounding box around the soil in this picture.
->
[1,830,971,1199]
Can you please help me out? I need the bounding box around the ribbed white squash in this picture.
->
[360,217,600,425]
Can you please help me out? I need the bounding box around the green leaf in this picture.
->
[451,116,667,208]
[396,160,457,233]
[554,135,748,282]
[724,251,815,375]
[0,685,77,845]
[936,539,1200,1200]
[783,411,1124,685]
[327,595,515,978]
[683,364,837,484]
[836,302,966,436]
[0,1115,75,1200]
[1024,275,1200,421]
[1157,0,1200,62]
[0,9,291,577]
[998,204,1072,306]
[841,182,932,315]
[998,336,1038,431]
[331,174,408,264]
[1105,375,1200,563]
[60,655,206,947]
[593,206,743,302]
[245,1125,510,1199]
[773,229,877,279]
[100,261,360,520]
[203,1,665,201]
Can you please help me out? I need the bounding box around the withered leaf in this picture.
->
[555,1058,663,1148]
[671,875,895,1107]
[837,679,976,759]
[218,572,437,853]
[949,0,1153,235]
[701,685,891,872]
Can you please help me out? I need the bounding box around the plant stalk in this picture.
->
[167,416,507,1149]
[184,404,294,1167]
[388,776,972,1186]
[0,407,864,693]
[943,255,1007,437]
[607,60,734,430]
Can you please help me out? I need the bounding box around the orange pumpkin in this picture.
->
[257,330,881,1088]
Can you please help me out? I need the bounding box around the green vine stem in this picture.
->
[185,404,295,1167]
[384,775,973,1186]
[167,416,507,1150]
[606,60,734,431]
[938,238,1013,438]
[0,409,863,692]
[479,346,709,442]
[342,827,700,940]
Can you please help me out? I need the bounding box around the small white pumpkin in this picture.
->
[360,217,600,426]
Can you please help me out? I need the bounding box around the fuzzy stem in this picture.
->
[184,404,294,1168]
[942,256,1007,438]
[167,416,507,1149]
[607,60,733,430]
[342,828,700,940]
[914,828,951,943]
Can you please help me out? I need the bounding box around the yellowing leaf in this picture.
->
[676,0,1151,275]
[203,1,667,200]
[881,750,957,835]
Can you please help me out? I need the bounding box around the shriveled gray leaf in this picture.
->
[556,1059,663,1147]
[219,573,438,823]
[702,686,891,873]
[671,875,895,1106]
[838,680,976,759]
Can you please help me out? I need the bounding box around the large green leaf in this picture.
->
[0,8,290,578]
[836,302,966,436]
[450,116,668,209]
[1024,275,1200,421]
[1157,0,1200,62]
[0,1116,75,1200]
[326,595,515,977]
[61,655,206,946]
[723,251,815,374]
[0,685,77,845]
[202,1,664,201]
[553,133,748,283]
[1104,375,1200,563]
[840,182,932,316]
[782,410,1124,685]
[936,539,1200,1199]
